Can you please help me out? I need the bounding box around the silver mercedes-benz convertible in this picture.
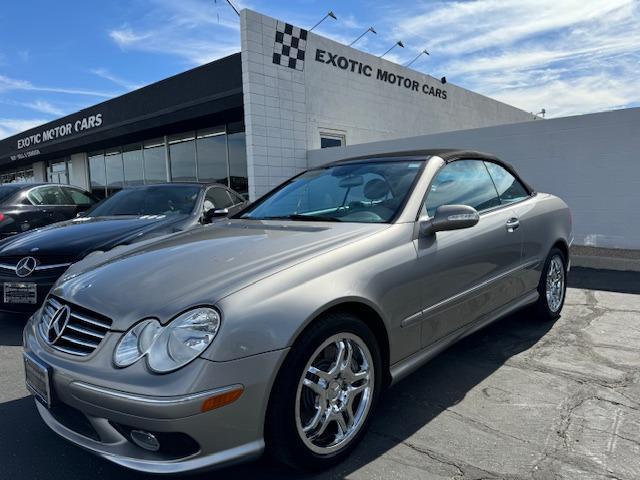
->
[23,149,572,473]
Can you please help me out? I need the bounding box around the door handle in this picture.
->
[506,218,520,232]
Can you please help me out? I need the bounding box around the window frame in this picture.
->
[27,185,72,207]
[419,158,534,220]
[319,131,346,149]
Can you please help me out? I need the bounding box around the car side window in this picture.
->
[484,162,529,204]
[230,191,246,205]
[205,188,234,210]
[63,187,95,206]
[424,160,500,217]
[27,186,68,206]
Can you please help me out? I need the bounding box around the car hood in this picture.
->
[0,215,186,259]
[54,219,388,330]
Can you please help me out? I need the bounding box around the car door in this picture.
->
[202,187,245,219]
[414,159,524,347]
[60,186,98,216]
[26,185,76,228]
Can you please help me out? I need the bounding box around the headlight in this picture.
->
[113,308,221,373]
[113,319,161,368]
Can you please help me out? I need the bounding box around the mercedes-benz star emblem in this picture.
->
[15,256,38,277]
[47,305,71,345]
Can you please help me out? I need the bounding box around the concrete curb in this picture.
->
[572,255,640,273]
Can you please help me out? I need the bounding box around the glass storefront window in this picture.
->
[143,139,167,184]
[85,122,246,198]
[48,159,69,184]
[105,150,124,196]
[88,153,106,199]
[123,146,144,186]
[227,131,248,197]
[169,132,197,182]
[0,169,34,184]
[196,128,227,185]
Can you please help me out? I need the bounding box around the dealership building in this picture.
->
[0,9,536,201]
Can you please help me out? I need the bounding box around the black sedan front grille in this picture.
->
[38,297,112,357]
[0,255,73,276]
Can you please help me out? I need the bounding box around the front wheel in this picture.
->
[534,247,567,320]
[265,313,381,470]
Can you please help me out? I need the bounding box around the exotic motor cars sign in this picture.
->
[314,48,448,100]
[16,113,103,150]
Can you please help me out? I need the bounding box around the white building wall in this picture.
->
[307,107,640,250]
[240,9,536,199]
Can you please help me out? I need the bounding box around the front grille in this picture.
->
[0,255,73,276]
[38,297,112,357]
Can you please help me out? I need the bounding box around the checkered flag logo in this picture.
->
[272,21,307,71]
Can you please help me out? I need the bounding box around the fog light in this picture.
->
[130,430,160,451]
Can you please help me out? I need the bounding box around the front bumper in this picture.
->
[23,315,289,474]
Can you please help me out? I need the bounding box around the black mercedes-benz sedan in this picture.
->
[0,182,246,313]
[0,183,98,239]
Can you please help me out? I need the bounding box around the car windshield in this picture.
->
[0,185,23,204]
[86,185,200,217]
[240,159,424,223]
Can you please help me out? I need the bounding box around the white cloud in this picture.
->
[382,0,640,116]
[0,74,117,98]
[22,100,65,116]
[109,27,151,46]
[90,68,143,90]
[0,118,48,140]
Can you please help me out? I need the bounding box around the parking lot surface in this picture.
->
[1,267,638,479]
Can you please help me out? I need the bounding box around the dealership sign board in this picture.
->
[314,49,448,100]
[16,113,103,151]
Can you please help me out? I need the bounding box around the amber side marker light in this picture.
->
[201,387,244,412]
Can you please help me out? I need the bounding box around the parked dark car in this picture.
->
[0,182,247,313]
[0,183,98,239]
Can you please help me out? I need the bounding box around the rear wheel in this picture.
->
[266,313,381,470]
[534,248,567,320]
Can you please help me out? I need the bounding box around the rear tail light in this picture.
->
[0,213,5,221]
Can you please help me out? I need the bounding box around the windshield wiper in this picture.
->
[259,214,342,222]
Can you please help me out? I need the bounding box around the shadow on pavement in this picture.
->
[0,307,554,480]
[0,312,30,347]
[568,266,640,294]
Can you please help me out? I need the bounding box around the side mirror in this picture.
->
[419,204,479,236]
[76,211,86,218]
[203,208,229,224]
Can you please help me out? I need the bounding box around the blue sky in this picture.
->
[1,0,639,139]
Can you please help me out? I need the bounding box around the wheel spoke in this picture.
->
[308,365,332,382]
[341,340,353,373]
[336,412,348,438]
[303,377,325,396]
[329,340,347,376]
[303,402,326,433]
[308,410,333,440]
[344,368,369,384]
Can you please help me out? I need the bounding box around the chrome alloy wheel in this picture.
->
[295,333,374,455]
[546,255,565,313]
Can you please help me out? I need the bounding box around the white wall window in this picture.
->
[320,132,346,149]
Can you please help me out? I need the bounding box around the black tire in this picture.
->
[533,247,567,321]
[265,312,382,471]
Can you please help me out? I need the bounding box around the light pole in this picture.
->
[406,49,429,67]
[309,11,337,31]
[349,26,377,46]
[380,41,404,58]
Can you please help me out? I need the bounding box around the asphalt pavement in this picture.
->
[1,267,639,479]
